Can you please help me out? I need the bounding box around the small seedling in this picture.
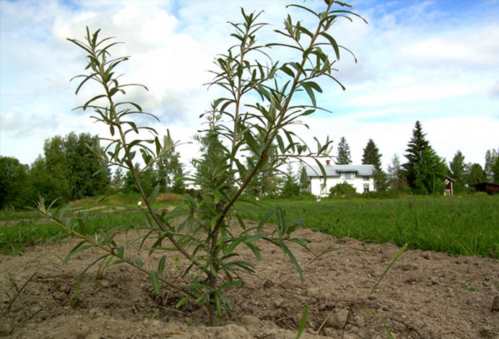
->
[2,272,37,315]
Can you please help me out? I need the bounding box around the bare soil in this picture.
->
[1,226,498,339]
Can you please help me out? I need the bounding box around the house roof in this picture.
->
[305,164,375,177]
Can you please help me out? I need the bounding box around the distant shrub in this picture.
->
[296,192,316,200]
[329,182,357,198]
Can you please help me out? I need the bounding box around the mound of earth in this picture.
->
[0,226,498,338]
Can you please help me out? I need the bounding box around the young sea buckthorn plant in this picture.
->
[39,0,365,325]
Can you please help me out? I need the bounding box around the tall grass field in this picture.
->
[237,195,499,258]
[1,194,498,258]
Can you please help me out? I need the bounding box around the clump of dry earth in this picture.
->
[0,226,498,339]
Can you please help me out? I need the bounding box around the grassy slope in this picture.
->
[236,195,499,258]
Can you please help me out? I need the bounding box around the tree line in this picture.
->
[0,132,186,209]
[1,133,109,209]
[256,120,499,197]
[331,120,499,194]
[1,120,498,209]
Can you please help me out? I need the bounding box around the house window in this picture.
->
[363,176,369,181]
[363,183,370,193]
[343,172,352,179]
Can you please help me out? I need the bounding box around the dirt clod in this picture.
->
[479,325,497,338]
[327,308,349,329]
[492,296,499,312]
[0,322,13,337]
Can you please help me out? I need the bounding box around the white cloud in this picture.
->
[491,82,499,97]
[399,25,499,68]
[1,0,498,170]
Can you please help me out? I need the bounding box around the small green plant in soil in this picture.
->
[38,0,364,324]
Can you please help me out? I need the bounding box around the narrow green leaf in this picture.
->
[286,4,319,18]
[302,83,316,106]
[64,240,91,263]
[83,94,107,110]
[158,256,167,274]
[149,272,161,295]
[243,129,259,153]
[176,296,189,309]
[67,38,93,55]
[73,72,98,95]
[295,304,309,339]
[276,134,286,154]
[281,64,295,78]
[305,81,322,93]
[320,31,340,60]
[276,239,303,280]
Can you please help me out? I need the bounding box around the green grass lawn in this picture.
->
[0,209,148,255]
[236,194,499,258]
[1,193,498,258]
[0,192,154,254]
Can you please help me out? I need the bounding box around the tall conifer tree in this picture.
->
[336,136,351,165]
[362,139,381,169]
[402,121,446,194]
[485,149,498,181]
[157,132,185,193]
[387,154,407,191]
[362,139,386,191]
[298,166,310,194]
[449,151,466,193]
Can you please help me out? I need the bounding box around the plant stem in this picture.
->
[212,2,332,233]
[40,210,197,300]
[93,51,209,276]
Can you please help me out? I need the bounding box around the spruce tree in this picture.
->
[298,166,310,194]
[387,154,406,192]
[484,149,498,181]
[157,132,185,193]
[171,162,185,194]
[280,164,300,198]
[194,128,233,196]
[492,157,499,183]
[362,139,381,169]
[449,151,466,193]
[245,135,279,198]
[362,139,386,191]
[192,128,234,223]
[336,136,351,165]
[402,121,447,194]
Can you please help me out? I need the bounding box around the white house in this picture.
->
[306,161,376,196]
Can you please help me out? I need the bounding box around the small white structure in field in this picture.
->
[306,161,376,197]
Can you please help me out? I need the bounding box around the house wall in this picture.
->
[310,175,375,196]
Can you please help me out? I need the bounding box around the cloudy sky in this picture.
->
[1,0,498,170]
